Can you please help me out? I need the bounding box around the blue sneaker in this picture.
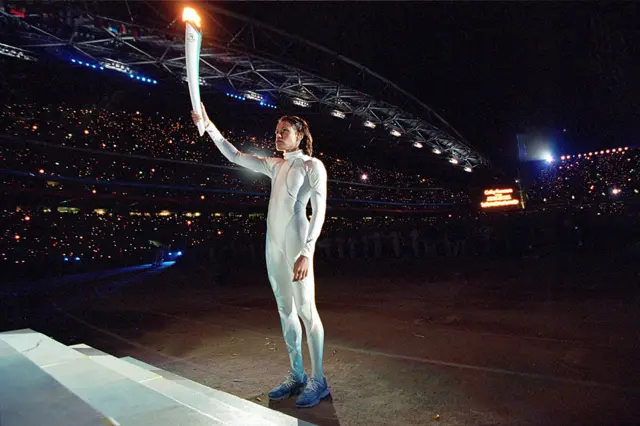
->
[268,372,307,401]
[295,376,330,408]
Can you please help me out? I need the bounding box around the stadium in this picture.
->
[0,2,638,426]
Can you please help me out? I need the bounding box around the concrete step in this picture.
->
[70,343,291,426]
[0,329,225,425]
[0,337,109,426]
[121,356,316,426]
[70,342,315,426]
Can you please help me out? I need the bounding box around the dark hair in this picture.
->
[279,115,313,156]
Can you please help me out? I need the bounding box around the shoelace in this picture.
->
[303,378,323,394]
[282,374,301,388]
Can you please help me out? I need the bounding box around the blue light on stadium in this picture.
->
[224,92,277,108]
[64,257,69,261]
[259,101,278,109]
[168,252,172,256]
[226,93,247,101]
[74,257,80,261]
[70,57,158,85]
[177,251,183,256]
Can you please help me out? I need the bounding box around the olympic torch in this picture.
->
[183,7,205,136]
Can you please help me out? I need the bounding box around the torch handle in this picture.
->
[185,22,205,136]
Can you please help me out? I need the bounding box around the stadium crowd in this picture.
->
[0,103,465,207]
[527,148,639,205]
[2,201,638,284]
[0,141,457,209]
[0,83,638,286]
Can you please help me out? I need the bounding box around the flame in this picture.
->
[182,7,201,28]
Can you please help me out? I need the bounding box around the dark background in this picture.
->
[217,1,639,169]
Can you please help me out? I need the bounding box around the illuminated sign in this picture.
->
[481,188,520,208]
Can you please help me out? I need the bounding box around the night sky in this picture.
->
[216,1,639,167]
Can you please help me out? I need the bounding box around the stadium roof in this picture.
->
[0,1,492,172]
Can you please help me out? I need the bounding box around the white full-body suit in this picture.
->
[204,122,327,380]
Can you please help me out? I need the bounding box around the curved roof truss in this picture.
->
[0,1,490,170]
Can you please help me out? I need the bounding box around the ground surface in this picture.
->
[2,254,639,426]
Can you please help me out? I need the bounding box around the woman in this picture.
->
[192,103,330,408]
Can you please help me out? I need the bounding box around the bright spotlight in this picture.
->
[292,97,310,108]
[449,158,459,165]
[464,167,472,173]
[0,43,37,61]
[177,251,183,256]
[244,91,263,102]
[102,59,133,74]
[543,153,554,163]
[412,142,423,148]
[361,174,368,181]
[433,148,442,155]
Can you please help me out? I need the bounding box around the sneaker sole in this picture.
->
[268,387,304,401]
[295,387,331,408]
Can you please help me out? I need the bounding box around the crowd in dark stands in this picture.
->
[527,148,639,206]
[0,98,638,285]
[0,104,465,208]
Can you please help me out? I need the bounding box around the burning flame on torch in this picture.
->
[182,7,201,28]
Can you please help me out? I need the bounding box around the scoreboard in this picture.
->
[481,188,521,209]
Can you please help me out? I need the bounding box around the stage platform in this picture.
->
[0,328,315,426]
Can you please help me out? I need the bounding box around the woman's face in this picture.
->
[275,120,301,153]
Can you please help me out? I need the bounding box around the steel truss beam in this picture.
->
[0,1,490,169]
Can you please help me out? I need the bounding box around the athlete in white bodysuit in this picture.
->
[192,104,330,408]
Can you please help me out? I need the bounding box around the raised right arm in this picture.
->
[203,120,275,178]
